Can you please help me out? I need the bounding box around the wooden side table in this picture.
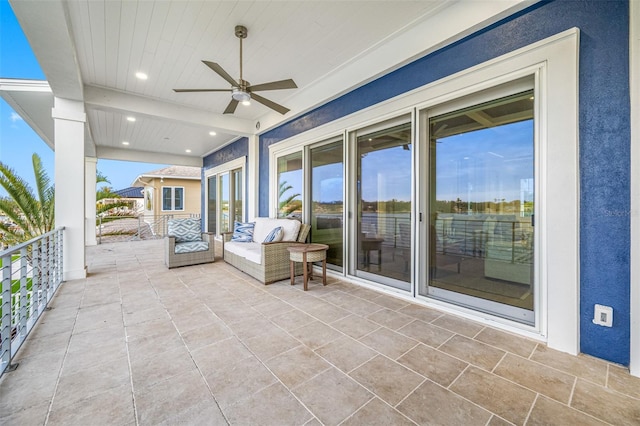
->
[287,244,329,291]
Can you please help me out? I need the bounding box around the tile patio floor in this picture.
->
[0,239,639,425]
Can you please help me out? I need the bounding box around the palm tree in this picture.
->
[278,180,301,217]
[0,153,54,247]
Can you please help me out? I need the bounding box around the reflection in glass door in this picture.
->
[310,141,344,269]
[207,175,217,233]
[355,121,412,290]
[277,152,303,218]
[232,169,243,224]
[219,173,230,233]
[423,90,535,324]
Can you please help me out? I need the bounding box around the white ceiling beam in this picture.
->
[9,0,83,101]
[95,146,202,167]
[83,85,254,136]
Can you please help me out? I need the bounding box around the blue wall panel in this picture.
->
[252,0,630,364]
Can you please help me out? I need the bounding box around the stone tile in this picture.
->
[0,402,49,425]
[288,320,343,350]
[359,327,419,359]
[170,307,220,334]
[350,355,424,406]
[68,323,126,353]
[225,382,313,425]
[370,294,411,311]
[474,326,538,358]
[328,292,384,316]
[47,384,135,425]
[366,308,414,330]
[154,399,227,426]
[244,326,302,360]
[528,395,608,426]
[494,353,575,403]
[0,360,59,412]
[330,314,381,339]
[55,355,131,408]
[571,378,640,425]
[439,334,505,371]
[130,346,197,391]
[397,319,454,348]
[304,301,351,323]
[292,367,373,426]
[226,313,278,340]
[270,308,316,332]
[431,314,484,338]
[12,330,70,360]
[122,305,169,326]
[397,379,492,425]
[397,344,468,387]
[342,397,414,426]
[127,327,185,361]
[180,320,234,350]
[265,345,331,388]
[607,364,640,399]
[530,345,608,385]
[135,369,221,425]
[125,316,178,342]
[251,299,295,318]
[487,415,515,426]
[315,335,377,373]
[190,336,254,377]
[398,303,444,323]
[450,366,537,425]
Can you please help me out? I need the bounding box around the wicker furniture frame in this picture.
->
[165,232,215,268]
[222,223,311,284]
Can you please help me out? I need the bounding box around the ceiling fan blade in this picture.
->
[203,60,238,87]
[248,79,297,92]
[173,88,232,92]
[250,93,290,115]
[224,99,239,114]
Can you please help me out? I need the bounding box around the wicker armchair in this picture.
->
[165,218,215,268]
[222,219,310,284]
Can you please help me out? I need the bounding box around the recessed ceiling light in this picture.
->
[126,116,136,122]
[122,141,130,146]
[185,149,191,153]
[209,131,216,136]
[135,72,148,80]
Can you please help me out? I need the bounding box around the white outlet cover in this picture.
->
[593,304,613,327]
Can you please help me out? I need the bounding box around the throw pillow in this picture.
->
[263,226,283,243]
[231,221,255,242]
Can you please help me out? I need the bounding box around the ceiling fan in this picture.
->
[173,25,297,115]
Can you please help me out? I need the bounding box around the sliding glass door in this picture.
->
[206,164,244,236]
[422,87,535,324]
[352,119,412,290]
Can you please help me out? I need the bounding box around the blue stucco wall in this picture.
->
[252,0,631,364]
[201,137,249,222]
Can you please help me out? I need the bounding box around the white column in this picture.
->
[85,157,97,246]
[248,134,259,220]
[52,97,87,280]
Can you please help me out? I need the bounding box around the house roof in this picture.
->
[132,165,201,186]
[113,187,144,199]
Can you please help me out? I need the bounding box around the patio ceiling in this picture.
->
[4,0,530,166]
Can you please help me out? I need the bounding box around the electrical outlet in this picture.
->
[592,304,613,327]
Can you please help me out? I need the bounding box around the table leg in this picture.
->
[303,252,308,291]
[322,258,327,285]
[290,260,295,285]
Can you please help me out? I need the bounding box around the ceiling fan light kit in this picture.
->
[173,25,297,115]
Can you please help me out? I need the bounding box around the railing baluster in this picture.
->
[1,254,12,374]
[18,248,28,341]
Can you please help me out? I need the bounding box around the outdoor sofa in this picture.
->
[222,217,310,284]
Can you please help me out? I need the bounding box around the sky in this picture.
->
[0,0,168,197]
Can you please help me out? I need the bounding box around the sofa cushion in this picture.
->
[225,241,262,264]
[263,226,283,243]
[174,241,209,254]
[168,218,202,243]
[253,218,301,242]
[231,221,255,242]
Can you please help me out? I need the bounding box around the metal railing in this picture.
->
[0,227,64,378]
[97,214,200,244]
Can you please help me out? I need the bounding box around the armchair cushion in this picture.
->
[168,218,202,243]
[231,221,255,242]
[174,241,210,254]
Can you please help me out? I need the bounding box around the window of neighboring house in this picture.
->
[162,187,184,211]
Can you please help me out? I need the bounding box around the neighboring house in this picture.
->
[97,187,144,215]
[131,166,201,222]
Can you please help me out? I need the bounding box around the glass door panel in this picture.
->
[424,90,535,323]
[207,176,217,233]
[310,141,344,269]
[356,122,412,290]
[232,168,243,223]
[277,152,303,218]
[219,173,230,233]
